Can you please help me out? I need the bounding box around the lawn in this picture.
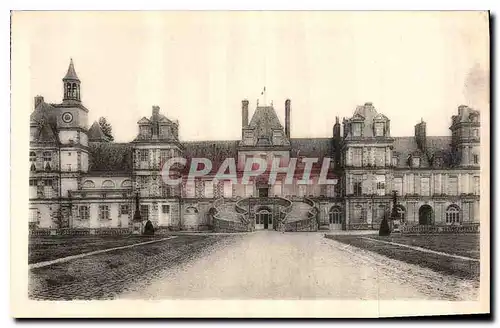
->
[29,234,168,264]
[326,233,480,281]
[29,234,237,300]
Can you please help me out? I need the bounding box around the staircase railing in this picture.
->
[282,197,319,232]
[212,197,252,232]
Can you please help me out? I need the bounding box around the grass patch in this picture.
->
[29,235,167,264]
[326,233,480,281]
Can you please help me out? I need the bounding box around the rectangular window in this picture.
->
[29,208,39,223]
[159,125,168,138]
[407,175,415,194]
[298,184,306,197]
[474,176,480,195]
[353,175,363,196]
[245,183,253,197]
[120,204,130,215]
[392,157,399,167]
[140,149,148,162]
[204,181,213,198]
[374,148,385,167]
[434,174,442,195]
[160,149,169,165]
[376,175,385,196]
[326,185,335,198]
[473,154,479,164]
[43,151,52,161]
[140,204,149,220]
[448,176,458,196]
[79,205,90,220]
[99,205,110,220]
[29,179,37,186]
[29,151,36,162]
[185,181,195,198]
[421,177,430,196]
[352,123,362,137]
[374,122,384,137]
[162,205,170,214]
[223,181,233,198]
[412,157,420,167]
[393,177,403,196]
[352,148,362,167]
[353,205,365,223]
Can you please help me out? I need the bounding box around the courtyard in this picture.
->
[28,231,480,301]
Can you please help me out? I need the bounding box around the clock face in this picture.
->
[62,112,73,123]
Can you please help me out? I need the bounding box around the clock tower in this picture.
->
[56,59,90,197]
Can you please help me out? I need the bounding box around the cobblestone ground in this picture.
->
[120,232,479,300]
[28,235,240,300]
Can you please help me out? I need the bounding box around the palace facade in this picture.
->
[29,60,481,233]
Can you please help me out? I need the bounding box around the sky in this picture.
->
[13,11,489,142]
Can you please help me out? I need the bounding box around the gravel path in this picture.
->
[119,232,479,300]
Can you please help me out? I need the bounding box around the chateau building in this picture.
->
[29,60,481,233]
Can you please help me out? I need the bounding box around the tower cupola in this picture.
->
[62,58,81,102]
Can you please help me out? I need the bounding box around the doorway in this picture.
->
[329,206,342,230]
[255,209,273,230]
[418,205,433,225]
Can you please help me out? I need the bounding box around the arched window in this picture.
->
[72,83,77,98]
[102,180,116,189]
[186,207,198,214]
[121,180,132,188]
[82,180,95,189]
[66,83,72,98]
[329,206,342,224]
[446,205,461,225]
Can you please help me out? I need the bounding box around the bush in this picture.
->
[143,220,155,235]
[379,216,391,236]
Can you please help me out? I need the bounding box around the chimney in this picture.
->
[152,105,160,117]
[34,95,44,109]
[414,119,427,152]
[242,99,249,128]
[333,116,340,138]
[285,99,291,138]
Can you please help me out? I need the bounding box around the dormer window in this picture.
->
[140,125,151,137]
[392,156,399,166]
[412,157,420,167]
[352,123,362,137]
[374,122,384,137]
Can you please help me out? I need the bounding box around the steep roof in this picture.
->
[63,58,80,81]
[183,140,239,173]
[88,121,109,142]
[88,142,133,173]
[392,136,452,168]
[35,122,59,144]
[290,138,332,159]
[248,106,284,137]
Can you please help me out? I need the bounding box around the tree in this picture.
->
[143,220,155,235]
[98,117,114,141]
[379,214,391,236]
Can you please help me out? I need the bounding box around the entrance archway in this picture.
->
[418,205,433,225]
[255,209,273,230]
